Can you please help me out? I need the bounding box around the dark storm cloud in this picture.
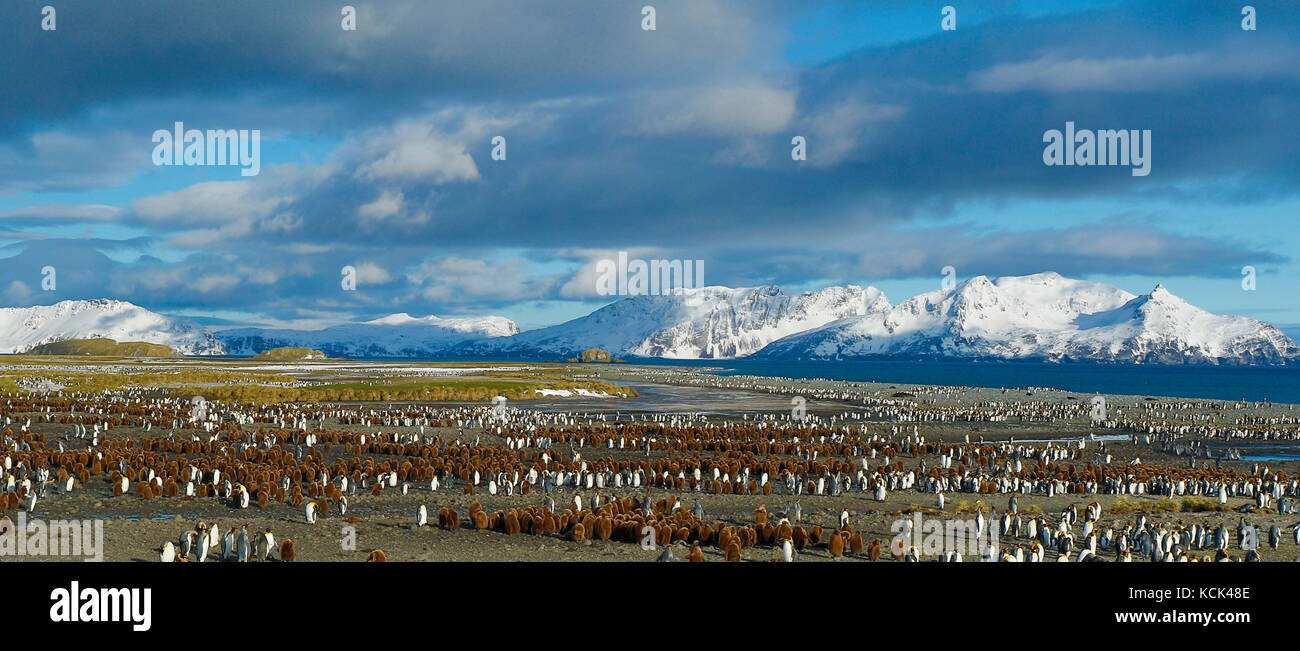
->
[1,1,1297,322]
[93,1,1299,251]
[0,0,763,136]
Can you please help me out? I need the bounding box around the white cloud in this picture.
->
[407,255,554,303]
[557,247,666,298]
[633,81,796,137]
[191,274,241,294]
[2,280,33,305]
[353,262,393,284]
[130,180,285,226]
[357,189,405,222]
[0,203,122,222]
[356,121,480,183]
[969,51,1300,93]
[799,99,906,167]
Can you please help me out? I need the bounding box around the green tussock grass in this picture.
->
[0,368,296,395]
[179,377,637,405]
[1108,496,1226,515]
[952,500,987,514]
[25,338,174,357]
[252,347,329,360]
[1109,497,1141,514]
[1178,497,1223,513]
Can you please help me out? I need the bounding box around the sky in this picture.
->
[0,0,1297,333]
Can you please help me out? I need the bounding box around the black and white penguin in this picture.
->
[158,541,176,563]
[236,527,251,562]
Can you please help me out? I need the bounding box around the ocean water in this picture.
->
[629,358,1300,404]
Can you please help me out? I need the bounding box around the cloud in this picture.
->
[0,129,148,193]
[969,51,1300,93]
[191,274,241,294]
[846,223,1286,280]
[557,247,668,298]
[357,189,406,222]
[128,179,289,227]
[0,0,764,139]
[406,256,557,305]
[2,281,34,305]
[0,203,123,223]
[0,1,1297,327]
[354,122,480,183]
[633,81,797,137]
[353,262,393,284]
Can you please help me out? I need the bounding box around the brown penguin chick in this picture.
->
[775,522,793,543]
[280,539,295,562]
[791,526,808,551]
[754,505,768,526]
[571,522,586,542]
[688,541,705,562]
[698,524,713,545]
[725,540,742,562]
[717,528,733,550]
[849,531,864,555]
[365,550,387,562]
[868,539,882,562]
[829,532,845,557]
[137,482,153,500]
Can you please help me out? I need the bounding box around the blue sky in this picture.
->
[0,0,1297,332]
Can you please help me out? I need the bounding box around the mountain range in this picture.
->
[2,273,1295,364]
[0,299,223,355]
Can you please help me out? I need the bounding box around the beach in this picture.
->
[4,360,1299,562]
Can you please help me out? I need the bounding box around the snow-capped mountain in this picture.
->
[7,273,1294,365]
[0,299,224,355]
[754,273,1300,364]
[458,285,889,359]
[216,313,519,358]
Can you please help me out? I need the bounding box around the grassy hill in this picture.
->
[26,338,174,357]
[580,348,612,362]
[252,347,330,360]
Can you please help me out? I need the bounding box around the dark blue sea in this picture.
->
[627,359,1300,404]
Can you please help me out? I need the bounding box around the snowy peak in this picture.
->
[216,311,519,357]
[0,299,224,355]
[463,284,889,359]
[5,274,1293,365]
[756,275,1298,365]
[362,312,520,337]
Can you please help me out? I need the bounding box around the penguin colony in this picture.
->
[0,380,1298,562]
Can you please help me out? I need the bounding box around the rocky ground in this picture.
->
[7,373,1299,563]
